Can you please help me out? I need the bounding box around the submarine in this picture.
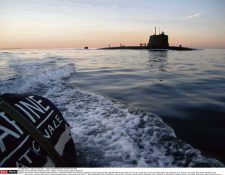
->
[100,27,196,51]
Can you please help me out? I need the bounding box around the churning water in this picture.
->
[0,49,225,167]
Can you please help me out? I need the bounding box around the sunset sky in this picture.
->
[0,0,225,49]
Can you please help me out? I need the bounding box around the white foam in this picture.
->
[1,51,223,167]
[0,63,75,94]
[45,85,224,167]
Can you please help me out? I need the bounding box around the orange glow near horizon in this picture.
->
[0,0,225,49]
[1,30,224,49]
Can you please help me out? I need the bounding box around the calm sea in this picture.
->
[0,49,224,166]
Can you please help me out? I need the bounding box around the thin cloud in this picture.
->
[180,13,203,20]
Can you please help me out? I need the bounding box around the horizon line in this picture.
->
[1,46,225,50]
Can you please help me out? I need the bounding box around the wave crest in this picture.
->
[45,86,224,167]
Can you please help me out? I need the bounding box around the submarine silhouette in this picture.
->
[100,27,196,51]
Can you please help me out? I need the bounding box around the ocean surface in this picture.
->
[0,49,225,167]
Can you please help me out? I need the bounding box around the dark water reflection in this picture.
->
[69,49,225,163]
[147,50,168,72]
[1,49,225,164]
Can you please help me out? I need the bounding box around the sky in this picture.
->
[0,0,225,49]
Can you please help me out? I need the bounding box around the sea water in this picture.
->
[0,49,225,167]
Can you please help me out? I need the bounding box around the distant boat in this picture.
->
[84,47,88,49]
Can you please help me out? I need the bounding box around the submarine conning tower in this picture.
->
[148,27,169,48]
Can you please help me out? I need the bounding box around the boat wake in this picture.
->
[0,53,223,167]
[45,84,223,167]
